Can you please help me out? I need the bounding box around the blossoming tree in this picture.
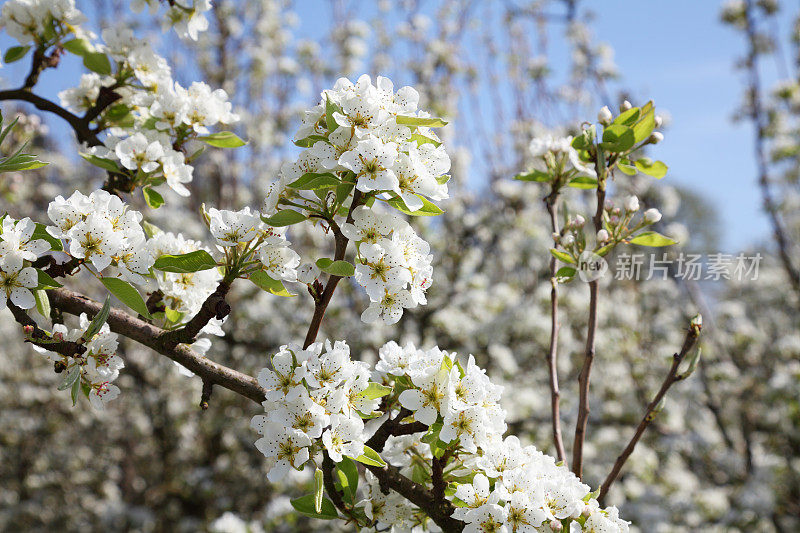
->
[0,1,713,532]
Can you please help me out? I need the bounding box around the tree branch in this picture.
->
[572,174,606,478]
[544,189,567,465]
[160,281,231,348]
[46,287,266,404]
[597,322,701,503]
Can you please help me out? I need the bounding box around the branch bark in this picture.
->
[47,287,266,404]
[597,324,701,502]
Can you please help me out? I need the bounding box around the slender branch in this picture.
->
[0,88,100,146]
[46,288,266,404]
[597,324,701,502]
[544,189,567,465]
[302,190,362,348]
[743,0,800,298]
[6,301,85,358]
[572,170,606,478]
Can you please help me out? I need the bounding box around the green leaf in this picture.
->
[396,115,448,128]
[550,248,575,264]
[153,250,217,273]
[58,367,80,391]
[4,45,31,63]
[261,210,307,227]
[613,107,640,126]
[142,187,164,209]
[290,494,338,520]
[567,176,598,189]
[79,153,120,173]
[314,468,324,513]
[335,458,359,504]
[514,169,551,182]
[101,277,151,319]
[37,269,62,289]
[62,38,92,56]
[83,52,112,75]
[142,221,162,238]
[628,231,677,247]
[70,375,81,406]
[632,101,656,143]
[355,445,387,467]
[357,382,393,400]
[249,270,295,297]
[617,159,637,175]
[164,307,184,323]
[198,131,247,148]
[386,195,443,216]
[436,174,451,185]
[294,134,330,148]
[555,266,576,282]
[325,97,340,132]
[600,124,635,152]
[315,258,355,277]
[634,158,668,178]
[32,223,62,251]
[33,289,50,318]
[410,133,442,147]
[288,172,340,190]
[83,296,111,341]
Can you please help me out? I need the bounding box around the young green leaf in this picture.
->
[153,250,217,273]
[70,376,81,406]
[83,52,112,75]
[357,382,393,400]
[288,172,340,190]
[314,468,324,513]
[143,187,165,209]
[62,38,92,56]
[555,266,577,282]
[32,223,63,251]
[198,131,247,148]
[600,124,635,152]
[83,296,111,341]
[628,231,677,247]
[632,101,656,143]
[550,248,575,264]
[613,106,640,126]
[567,176,598,189]
[325,96,341,133]
[395,115,448,128]
[249,270,295,297]
[355,445,387,467]
[335,458,359,504]
[79,153,121,173]
[290,494,339,520]
[634,158,668,178]
[514,169,551,182]
[101,277,152,319]
[315,258,355,277]
[3,45,31,63]
[261,210,307,226]
[58,367,80,391]
[386,195,443,216]
[33,289,50,319]
[37,269,63,289]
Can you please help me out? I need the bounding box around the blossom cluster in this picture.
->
[347,206,433,324]
[0,0,88,45]
[47,190,154,281]
[528,134,596,178]
[57,24,238,197]
[0,216,51,311]
[284,74,450,211]
[35,314,123,410]
[250,340,379,482]
[373,341,629,532]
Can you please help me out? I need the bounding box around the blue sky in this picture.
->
[591,1,777,252]
[0,1,786,252]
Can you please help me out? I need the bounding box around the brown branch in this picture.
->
[572,171,606,478]
[47,287,266,403]
[7,301,85,358]
[597,322,701,503]
[302,190,363,349]
[544,189,567,465]
[0,88,101,146]
[743,0,800,298]
[160,281,231,348]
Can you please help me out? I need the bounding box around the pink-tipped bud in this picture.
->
[561,234,575,246]
[574,214,586,227]
[597,229,610,243]
[23,325,34,336]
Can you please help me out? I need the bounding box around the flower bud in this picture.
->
[625,195,640,212]
[597,229,610,243]
[574,214,585,227]
[550,521,563,532]
[644,208,662,224]
[604,200,614,211]
[655,115,663,128]
[621,100,632,111]
[598,105,613,125]
[23,325,34,336]
[648,131,664,144]
[561,234,575,246]
[551,232,560,243]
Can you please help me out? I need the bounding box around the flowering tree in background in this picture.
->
[0,1,798,532]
